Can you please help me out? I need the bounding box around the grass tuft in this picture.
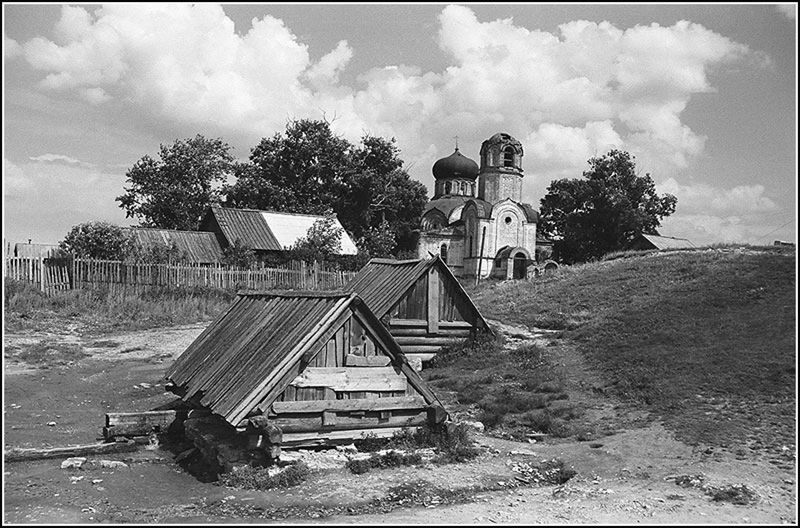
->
[217,462,309,490]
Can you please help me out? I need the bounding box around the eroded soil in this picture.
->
[3,322,797,524]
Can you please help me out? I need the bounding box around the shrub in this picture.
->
[346,450,423,474]
[217,461,309,490]
[59,221,132,260]
[353,432,390,452]
[707,484,758,505]
[384,424,480,464]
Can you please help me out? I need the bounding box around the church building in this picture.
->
[417,133,539,279]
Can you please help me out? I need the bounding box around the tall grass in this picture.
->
[468,246,796,447]
[4,278,235,333]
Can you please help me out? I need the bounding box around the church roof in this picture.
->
[464,198,494,219]
[424,196,470,219]
[432,148,479,181]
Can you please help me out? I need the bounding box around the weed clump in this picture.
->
[217,461,309,490]
[345,450,423,474]
[708,484,758,505]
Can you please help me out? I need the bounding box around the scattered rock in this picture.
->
[459,420,485,434]
[61,457,87,469]
[47,422,57,427]
[99,460,128,469]
[70,476,84,483]
[92,479,103,484]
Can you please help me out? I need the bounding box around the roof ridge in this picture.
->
[214,205,341,219]
[237,290,353,298]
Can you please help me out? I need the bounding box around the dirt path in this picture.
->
[3,321,796,524]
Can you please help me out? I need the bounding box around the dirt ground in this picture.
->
[3,322,797,524]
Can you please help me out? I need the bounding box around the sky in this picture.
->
[3,3,797,247]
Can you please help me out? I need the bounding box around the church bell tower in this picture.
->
[477,133,524,204]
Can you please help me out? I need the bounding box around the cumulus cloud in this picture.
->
[657,177,779,216]
[17,4,764,198]
[3,158,132,243]
[28,153,96,167]
[776,4,797,20]
[4,32,22,60]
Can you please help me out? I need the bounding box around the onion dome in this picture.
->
[432,148,479,180]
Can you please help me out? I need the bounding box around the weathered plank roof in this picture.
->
[343,256,492,332]
[639,234,695,250]
[125,227,223,263]
[165,291,438,426]
[205,206,358,254]
[14,243,59,259]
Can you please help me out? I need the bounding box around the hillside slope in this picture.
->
[468,246,796,453]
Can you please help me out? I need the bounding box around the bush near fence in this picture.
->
[4,256,357,296]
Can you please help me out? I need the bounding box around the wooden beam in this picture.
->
[390,328,472,337]
[344,354,390,367]
[281,426,422,446]
[270,395,426,415]
[427,269,439,333]
[290,367,406,392]
[106,410,177,427]
[399,345,444,354]
[271,411,427,434]
[405,353,437,363]
[394,336,463,346]
[5,441,137,462]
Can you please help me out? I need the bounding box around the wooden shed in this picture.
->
[165,291,445,447]
[343,256,492,368]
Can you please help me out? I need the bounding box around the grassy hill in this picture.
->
[464,246,795,452]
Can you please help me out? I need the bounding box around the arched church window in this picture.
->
[470,183,475,196]
[445,181,452,194]
[503,146,515,167]
[440,244,448,263]
[468,236,473,256]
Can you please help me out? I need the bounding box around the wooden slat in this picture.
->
[5,441,137,462]
[271,395,426,414]
[427,268,439,333]
[390,328,472,337]
[344,354,391,367]
[290,367,406,392]
[106,411,177,427]
[399,345,444,354]
[280,426,422,446]
[405,353,437,363]
[272,410,427,434]
[394,336,463,346]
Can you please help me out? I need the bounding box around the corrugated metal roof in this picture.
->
[125,228,223,263]
[640,234,695,250]
[208,206,357,254]
[165,291,438,426]
[343,256,492,333]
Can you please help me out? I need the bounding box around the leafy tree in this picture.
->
[116,135,234,230]
[224,120,427,255]
[289,216,344,262]
[538,150,677,264]
[221,239,257,268]
[59,221,133,260]
[357,220,397,258]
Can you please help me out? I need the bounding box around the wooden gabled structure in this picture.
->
[343,256,492,367]
[165,291,445,446]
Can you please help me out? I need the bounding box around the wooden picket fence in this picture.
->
[4,256,356,296]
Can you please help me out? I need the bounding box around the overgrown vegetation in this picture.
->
[469,247,796,450]
[217,462,310,491]
[4,277,235,334]
[346,450,423,474]
[353,423,481,464]
[424,333,583,440]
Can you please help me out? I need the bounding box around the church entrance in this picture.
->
[512,253,527,279]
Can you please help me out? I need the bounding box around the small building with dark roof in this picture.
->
[418,133,541,279]
[629,234,695,251]
[200,206,358,258]
[125,227,224,264]
[165,291,445,447]
[344,256,492,368]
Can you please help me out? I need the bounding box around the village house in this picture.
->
[629,233,695,251]
[165,290,446,453]
[199,206,358,260]
[344,256,492,369]
[124,227,224,264]
[418,132,541,279]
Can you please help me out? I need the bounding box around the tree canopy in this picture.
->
[538,150,677,264]
[116,135,234,230]
[224,119,427,255]
[59,221,132,260]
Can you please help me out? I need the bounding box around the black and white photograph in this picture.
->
[2,2,796,524]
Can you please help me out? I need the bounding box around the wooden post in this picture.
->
[427,268,439,333]
[475,226,486,286]
[39,257,45,293]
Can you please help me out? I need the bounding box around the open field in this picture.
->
[3,245,796,523]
